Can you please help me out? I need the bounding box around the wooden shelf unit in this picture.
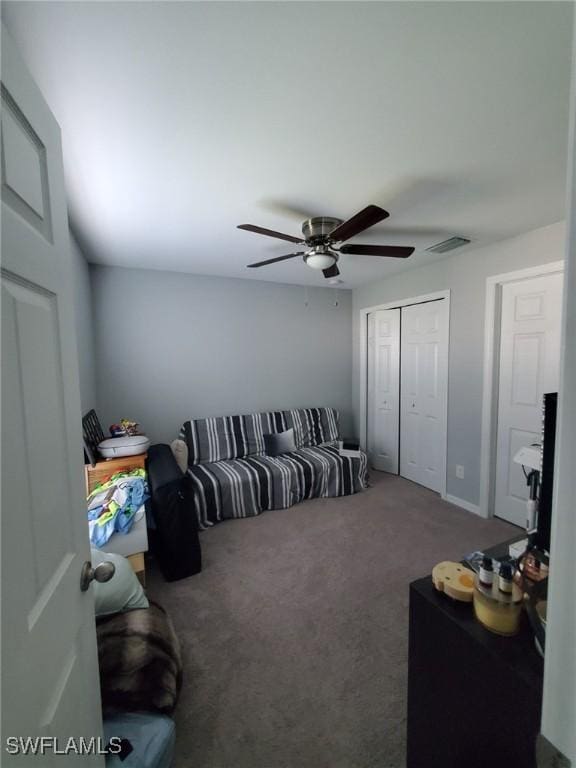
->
[85,453,147,495]
[85,453,148,583]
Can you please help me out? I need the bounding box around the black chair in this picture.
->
[82,409,106,467]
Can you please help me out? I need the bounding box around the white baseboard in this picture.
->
[443,494,485,518]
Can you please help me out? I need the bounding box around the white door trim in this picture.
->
[541,13,576,755]
[359,289,450,498]
[479,260,564,519]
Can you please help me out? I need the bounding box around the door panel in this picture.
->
[494,273,563,526]
[400,300,448,493]
[367,308,400,473]
[403,407,419,470]
[1,24,103,763]
[511,334,543,405]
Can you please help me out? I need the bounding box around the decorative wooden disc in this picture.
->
[432,561,475,602]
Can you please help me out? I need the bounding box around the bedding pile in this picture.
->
[87,469,149,547]
[96,602,182,715]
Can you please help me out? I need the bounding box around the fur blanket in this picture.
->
[96,602,182,715]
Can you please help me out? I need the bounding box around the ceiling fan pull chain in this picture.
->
[333,287,339,307]
[304,285,309,308]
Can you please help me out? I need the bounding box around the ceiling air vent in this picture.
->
[426,236,471,254]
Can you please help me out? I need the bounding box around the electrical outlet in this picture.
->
[456,465,465,480]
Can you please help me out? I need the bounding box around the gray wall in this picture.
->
[353,221,566,508]
[91,266,353,443]
[69,232,96,414]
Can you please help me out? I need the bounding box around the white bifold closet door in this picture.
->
[367,309,400,472]
[399,300,448,493]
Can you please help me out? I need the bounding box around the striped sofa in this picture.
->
[178,408,368,529]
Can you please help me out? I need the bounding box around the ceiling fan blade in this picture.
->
[323,264,340,279]
[329,205,390,243]
[340,244,415,258]
[238,224,304,244]
[247,252,305,268]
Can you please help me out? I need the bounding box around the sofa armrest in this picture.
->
[170,439,188,473]
[147,443,184,495]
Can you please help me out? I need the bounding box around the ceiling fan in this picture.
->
[238,204,414,279]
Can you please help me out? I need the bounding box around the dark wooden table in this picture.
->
[407,548,544,768]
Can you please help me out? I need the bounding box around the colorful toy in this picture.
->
[109,419,141,437]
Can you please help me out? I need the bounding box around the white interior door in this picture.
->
[400,300,448,493]
[367,309,400,472]
[494,272,563,527]
[1,24,104,763]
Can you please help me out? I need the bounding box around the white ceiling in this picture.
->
[2,1,573,288]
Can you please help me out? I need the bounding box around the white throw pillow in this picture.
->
[91,549,149,617]
[170,439,188,473]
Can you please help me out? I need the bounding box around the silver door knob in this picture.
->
[80,560,115,592]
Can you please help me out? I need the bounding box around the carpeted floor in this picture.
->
[147,471,517,768]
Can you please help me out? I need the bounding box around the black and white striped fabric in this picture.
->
[179,407,340,465]
[179,408,367,529]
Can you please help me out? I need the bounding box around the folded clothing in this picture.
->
[96,602,182,716]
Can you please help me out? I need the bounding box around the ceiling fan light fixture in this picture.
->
[241,204,415,274]
[305,249,337,270]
